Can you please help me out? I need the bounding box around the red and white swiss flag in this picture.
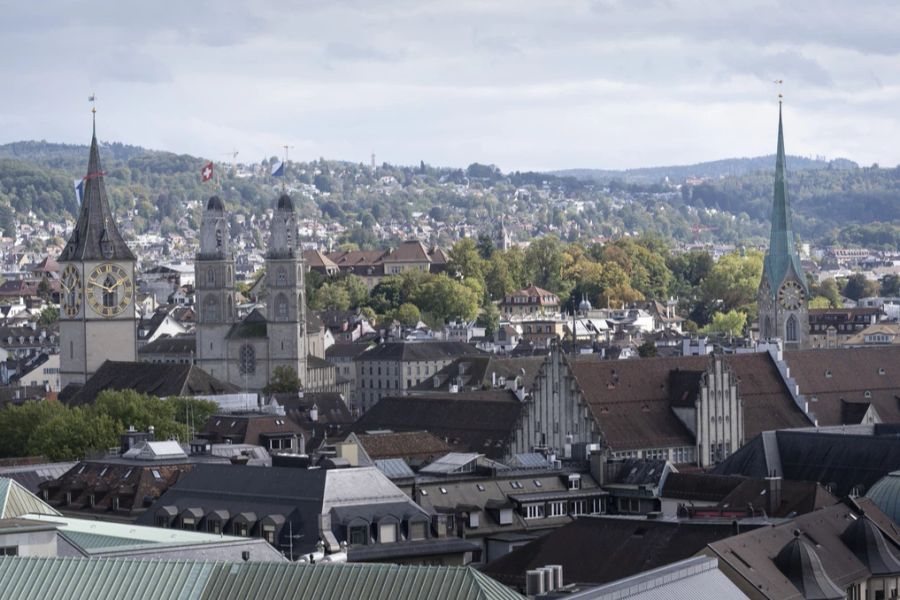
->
[201,162,214,182]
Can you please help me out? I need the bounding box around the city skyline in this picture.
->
[1,1,899,171]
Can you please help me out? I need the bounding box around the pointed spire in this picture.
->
[59,115,135,262]
[764,100,807,293]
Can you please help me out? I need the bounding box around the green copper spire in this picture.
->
[764,102,807,294]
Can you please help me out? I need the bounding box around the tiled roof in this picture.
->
[356,341,486,362]
[356,431,451,462]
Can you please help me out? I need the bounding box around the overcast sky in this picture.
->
[2,1,899,171]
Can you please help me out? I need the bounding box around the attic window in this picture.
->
[476,484,485,492]
[420,490,428,496]
[879,368,886,375]
[77,465,86,474]
[215,420,221,426]
[825,370,832,378]
[533,480,542,488]
[440,487,448,494]
[230,421,237,428]
[99,467,108,477]
[123,469,133,479]
[152,470,162,480]
[865,391,872,399]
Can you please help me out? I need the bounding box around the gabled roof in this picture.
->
[63,361,238,405]
[356,431,451,462]
[784,346,900,425]
[383,240,431,263]
[59,126,135,262]
[0,477,60,519]
[350,392,522,459]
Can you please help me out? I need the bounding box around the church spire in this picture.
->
[59,113,135,262]
[763,101,807,292]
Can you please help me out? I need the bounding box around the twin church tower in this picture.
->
[59,118,312,391]
[58,103,810,390]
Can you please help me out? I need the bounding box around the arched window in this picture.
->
[226,295,233,319]
[102,275,116,308]
[239,344,256,375]
[786,315,797,342]
[285,219,293,249]
[763,316,772,339]
[204,296,220,322]
[276,294,288,319]
[277,267,287,287]
[207,267,215,286]
[215,228,223,249]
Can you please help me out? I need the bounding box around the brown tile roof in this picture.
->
[356,431,451,462]
[302,249,338,269]
[199,414,304,446]
[568,353,810,452]
[716,479,836,518]
[383,240,430,263]
[785,346,900,425]
[326,250,386,267]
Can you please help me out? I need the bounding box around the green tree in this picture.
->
[637,339,658,358]
[92,389,188,442]
[809,296,831,309]
[699,251,764,313]
[311,282,351,311]
[37,305,59,327]
[476,234,495,260]
[843,273,879,301]
[702,309,747,337]
[264,365,301,394]
[476,303,501,336]
[413,273,480,325]
[448,238,486,282]
[525,236,566,292]
[0,400,68,457]
[26,407,120,462]
[880,274,900,297]
[810,278,842,308]
[393,303,421,326]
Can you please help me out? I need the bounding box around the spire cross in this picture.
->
[281,144,294,192]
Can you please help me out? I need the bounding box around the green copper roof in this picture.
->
[763,103,808,294]
[0,478,60,519]
[0,557,526,600]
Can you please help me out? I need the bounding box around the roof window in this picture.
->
[825,369,832,378]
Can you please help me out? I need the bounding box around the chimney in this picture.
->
[309,404,319,422]
[766,474,782,516]
[525,570,545,597]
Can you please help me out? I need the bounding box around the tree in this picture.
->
[702,310,747,337]
[36,278,52,301]
[881,274,900,297]
[264,366,301,394]
[809,296,831,309]
[525,236,566,292]
[811,278,842,308]
[412,273,480,325]
[476,234,495,260]
[393,303,421,326]
[447,238,485,282]
[37,305,59,327]
[699,251,764,313]
[476,303,501,336]
[637,339,658,358]
[843,273,879,301]
[311,282,350,311]
[26,407,120,462]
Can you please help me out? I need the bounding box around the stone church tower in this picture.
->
[59,119,137,388]
[265,194,308,385]
[758,102,809,350]
[195,196,236,382]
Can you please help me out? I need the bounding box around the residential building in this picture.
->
[501,284,560,318]
[808,307,883,348]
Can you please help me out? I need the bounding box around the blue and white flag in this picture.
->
[74,179,84,205]
[271,161,285,177]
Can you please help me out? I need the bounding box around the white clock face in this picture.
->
[86,263,134,317]
[778,280,805,310]
[61,264,82,317]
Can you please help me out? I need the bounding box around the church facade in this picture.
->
[196,193,327,392]
[59,122,138,389]
[757,103,810,350]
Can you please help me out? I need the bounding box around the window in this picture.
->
[786,315,797,342]
[208,520,221,534]
[275,294,288,319]
[0,546,18,556]
[276,268,287,286]
[409,521,426,540]
[349,525,368,545]
[207,268,215,285]
[618,497,640,513]
[468,512,481,528]
[239,344,256,375]
[568,475,582,490]
[548,501,566,517]
[571,500,588,516]
[155,515,169,527]
[234,522,249,537]
[379,523,397,543]
[476,484,485,492]
[262,525,276,544]
[152,470,162,480]
[524,504,544,519]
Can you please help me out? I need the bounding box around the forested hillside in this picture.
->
[0,140,896,249]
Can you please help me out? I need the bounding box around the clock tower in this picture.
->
[758,101,809,350]
[58,118,137,389]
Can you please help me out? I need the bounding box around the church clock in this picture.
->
[61,264,82,317]
[86,263,133,317]
[778,280,805,311]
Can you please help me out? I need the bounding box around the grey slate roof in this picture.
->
[59,127,135,262]
[356,341,487,363]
